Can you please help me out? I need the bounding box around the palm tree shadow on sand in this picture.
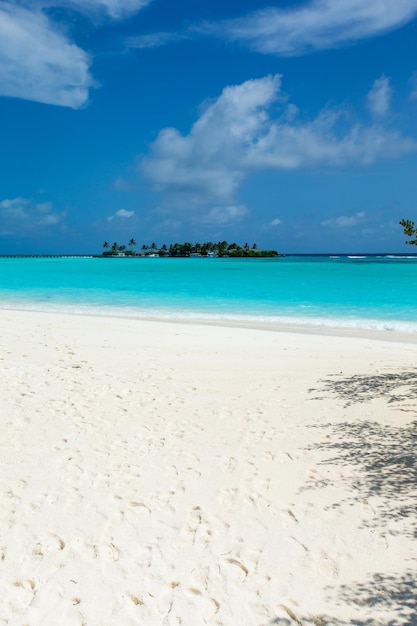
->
[264,575,417,625]
[260,370,417,626]
[311,369,417,408]
[264,573,417,624]
[308,369,417,534]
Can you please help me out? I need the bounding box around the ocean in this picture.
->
[0,254,417,333]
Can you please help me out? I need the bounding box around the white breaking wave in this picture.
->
[1,300,416,334]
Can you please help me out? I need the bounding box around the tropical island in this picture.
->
[102,239,280,257]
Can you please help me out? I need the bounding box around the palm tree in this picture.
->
[217,241,228,255]
[400,219,417,245]
[127,238,136,256]
[103,241,109,250]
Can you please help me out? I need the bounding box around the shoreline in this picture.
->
[1,309,416,624]
[0,303,417,344]
[1,255,417,340]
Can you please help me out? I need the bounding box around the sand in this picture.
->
[0,310,416,625]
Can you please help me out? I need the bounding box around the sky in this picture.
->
[1,0,417,254]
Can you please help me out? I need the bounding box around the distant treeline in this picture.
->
[102,240,279,257]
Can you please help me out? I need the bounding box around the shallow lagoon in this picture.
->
[0,255,416,332]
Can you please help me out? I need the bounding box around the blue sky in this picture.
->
[1,0,417,254]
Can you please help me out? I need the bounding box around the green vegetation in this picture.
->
[102,240,279,257]
[400,219,417,246]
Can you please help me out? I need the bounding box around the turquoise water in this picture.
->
[0,255,417,332]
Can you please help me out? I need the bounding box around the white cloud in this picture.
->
[25,0,151,20]
[367,76,391,117]
[201,205,248,225]
[260,217,283,232]
[0,197,66,235]
[107,209,135,220]
[0,2,92,107]
[321,211,367,227]
[209,0,417,56]
[0,0,152,107]
[141,75,416,223]
[142,75,282,205]
[71,0,150,19]
[126,31,187,49]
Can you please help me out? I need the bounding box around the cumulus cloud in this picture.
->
[0,197,66,235]
[200,205,248,225]
[0,2,93,107]
[107,209,135,220]
[0,0,152,107]
[142,76,282,204]
[321,211,367,227]
[259,217,283,232]
[367,76,391,117]
[141,74,416,222]
[208,0,417,56]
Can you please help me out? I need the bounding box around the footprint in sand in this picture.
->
[93,540,120,562]
[134,545,153,568]
[31,534,65,559]
[217,487,239,507]
[4,579,37,615]
[219,456,239,473]
[184,587,220,621]
[126,500,152,517]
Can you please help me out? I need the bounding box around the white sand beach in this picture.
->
[0,310,416,625]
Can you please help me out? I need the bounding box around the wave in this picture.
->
[1,300,416,334]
